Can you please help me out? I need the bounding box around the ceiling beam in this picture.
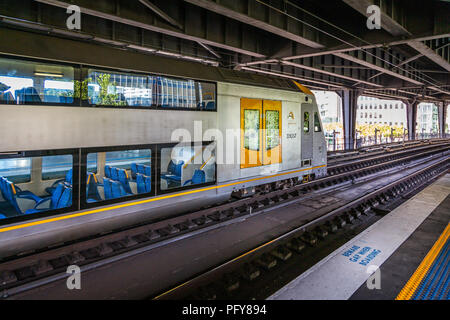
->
[183,0,324,49]
[333,52,424,85]
[407,40,450,72]
[138,0,183,29]
[342,0,411,37]
[33,0,266,58]
[281,60,383,87]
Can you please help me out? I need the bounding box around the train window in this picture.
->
[86,68,216,111]
[87,69,152,107]
[197,81,216,110]
[0,155,73,220]
[0,158,31,184]
[303,112,310,133]
[42,155,73,180]
[160,143,216,191]
[0,57,74,104]
[314,112,322,132]
[265,110,280,150]
[244,109,261,151]
[86,149,152,203]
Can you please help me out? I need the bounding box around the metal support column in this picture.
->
[339,90,359,150]
[437,102,446,138]
[406,100,418,140]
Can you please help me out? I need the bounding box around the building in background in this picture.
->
[416,102,439,137]
[357,96,407,127]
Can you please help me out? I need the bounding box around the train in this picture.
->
[0,30,327,259]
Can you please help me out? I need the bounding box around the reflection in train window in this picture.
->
[314,112,322,132]
[0,158,31,183]
[86,68,216,110]
[0,155,73,220]
[86,149,152,203]
[87,70,152,107]
[160,143,216,191]
[0,57,74,104]
[42,155,73,180]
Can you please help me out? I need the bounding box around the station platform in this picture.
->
[268,173,450,300]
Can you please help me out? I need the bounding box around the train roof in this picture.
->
[0,27,306,94]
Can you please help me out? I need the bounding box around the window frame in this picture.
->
[156,141,217,196]
[80,144,157,209]
[0,54,217,112]
[0,148,79,226]
[0,54,81,107]
[82,66,217,112]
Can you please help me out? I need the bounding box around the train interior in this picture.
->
[0,144,216,220]
[0,56,216,110]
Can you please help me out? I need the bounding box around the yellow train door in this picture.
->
[240,98,282,168]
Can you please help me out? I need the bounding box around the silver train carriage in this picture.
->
[0,30,327,258]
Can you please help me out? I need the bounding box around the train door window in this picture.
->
[304,112,310,133]
[160,143,216,192]
[0,152,75,222]
[314,112,322,132]
[241,98,263,168]
[0,57,74,105]
[263,100,282,165]
[85,148,152,203]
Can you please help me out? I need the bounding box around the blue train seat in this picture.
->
[103,178,113,200]
[104,165,111,178]
[144,175,152,193]
[136,173,146,194]
[137,164,145,175]
[15,87,41,103]
[45,169,73,195]
[136,173,151,194]
[0,214,6,219]
[57,186,72,208]
[161,160,184,183]
[110,167,119,181]
[26,183,66,214]
[118,169,133,194]
[144,165,151,177]
[131,163,138,179]
[86,172,102,203]
[3,180,43,215]
[183,169,206,186]
[111,180,128,199]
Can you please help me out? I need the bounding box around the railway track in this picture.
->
[0,143,448,299]
[153,155,449,300]
[327,139,449,168]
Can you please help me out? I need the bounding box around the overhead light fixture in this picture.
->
[34,72,64,78]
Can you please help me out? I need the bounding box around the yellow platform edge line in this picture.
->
[0,165,326,234]
[396,223,450,300]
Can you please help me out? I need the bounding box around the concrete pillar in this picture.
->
[406,100,418,140]
[437,102,446,138]
[339,90,359,150]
